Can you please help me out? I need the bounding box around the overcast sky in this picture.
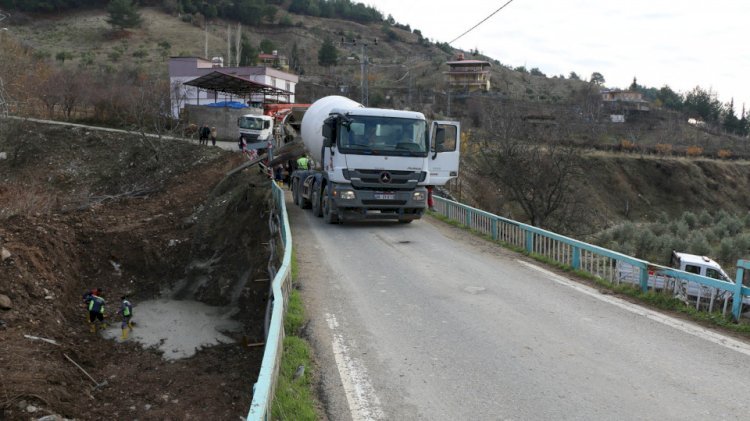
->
[368,0,749,114]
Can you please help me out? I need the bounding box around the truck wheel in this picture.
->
[312,183,323,217]
[299,181,311,209]
[323,185,339,224]
[292,179,300,206]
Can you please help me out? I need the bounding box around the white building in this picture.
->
[168,56,298,118]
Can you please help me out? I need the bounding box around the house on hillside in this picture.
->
[600,89,650,113]
[168,56,298,118]
[445,54,491,92]
[258,50,289,71]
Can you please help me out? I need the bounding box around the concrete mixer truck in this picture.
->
[289,96,460,223]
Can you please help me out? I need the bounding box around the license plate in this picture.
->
[374,192,395,200]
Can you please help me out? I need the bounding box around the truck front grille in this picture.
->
[349,169,420,189]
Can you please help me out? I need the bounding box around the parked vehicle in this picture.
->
[238,114,274,151]
[616,251,745,307]
[289,96,460,223]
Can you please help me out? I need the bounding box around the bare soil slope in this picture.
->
[0,120,271,420]
[465,150,750,234]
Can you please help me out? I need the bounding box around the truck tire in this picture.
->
[299,180,311,209]
[312,183,323,217]
[292,178,300,206]
[322,185,339,224]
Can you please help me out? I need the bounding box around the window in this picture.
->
[432,124,457,153]
[706,268,724,280]
[685,265,701,275]
[337,116,426,157]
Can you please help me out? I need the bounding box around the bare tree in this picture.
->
[119,76,177,165]
[473,102,585,229]
[60,69,88,120]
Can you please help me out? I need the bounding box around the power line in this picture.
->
[449,0,516,45]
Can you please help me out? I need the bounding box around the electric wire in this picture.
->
[449,0,516,44]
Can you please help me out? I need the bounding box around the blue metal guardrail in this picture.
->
[246,181,292,420]
[433,196,750,320]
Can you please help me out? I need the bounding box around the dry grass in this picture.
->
[0,184,59,220]
[686,145,704,157]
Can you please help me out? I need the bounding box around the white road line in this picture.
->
[517,260,750,357]
[325,313,384,421]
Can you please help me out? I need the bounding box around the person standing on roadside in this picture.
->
[210,126,217,146]
[199,124,210,145]
[274,164,284,185]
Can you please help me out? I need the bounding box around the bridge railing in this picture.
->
[434,196,750,320]
[246,181,292,420]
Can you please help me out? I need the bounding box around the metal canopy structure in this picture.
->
[183,70,291,101]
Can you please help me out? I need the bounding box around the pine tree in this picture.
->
[106,0,142,31]
[318,38,338,67]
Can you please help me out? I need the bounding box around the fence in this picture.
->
[246,181,293,420]
[433,196,750,320]
[244,190,750,419]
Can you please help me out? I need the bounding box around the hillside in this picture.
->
[3,6,749,246]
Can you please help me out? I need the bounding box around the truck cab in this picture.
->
[238,114,274,150]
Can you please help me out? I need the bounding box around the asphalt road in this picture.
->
[290,196,750,420]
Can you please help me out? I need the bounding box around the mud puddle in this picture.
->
[102,299,242,360]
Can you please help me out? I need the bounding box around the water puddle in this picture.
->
[101,299,242,360]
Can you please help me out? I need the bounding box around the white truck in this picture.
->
[617,251,745,308]
[289,96,460,223]
[238,114,274,151]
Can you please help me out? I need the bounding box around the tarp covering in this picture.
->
[206,101,248,108]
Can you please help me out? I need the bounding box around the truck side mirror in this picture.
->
[322,119,335,146]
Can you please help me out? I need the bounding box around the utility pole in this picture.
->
[340,37,377,106]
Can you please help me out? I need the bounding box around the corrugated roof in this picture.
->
[183,70,291,97]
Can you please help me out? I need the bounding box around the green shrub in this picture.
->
[682,211,698,229]
[634,228,657,257]
[675,220,690,239]
[667,236,689,254]
[698,210,713,226]
[712,222,729,239]
[107,50,122,62]
[725,215,743,235]
[650,223,667,237]
[688,232,711,256]
[717,238,735,265]
[734,234,750,255]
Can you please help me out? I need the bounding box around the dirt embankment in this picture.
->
[465,150,750,235]
[0,120,272,420]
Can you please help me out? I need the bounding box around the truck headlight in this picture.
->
[412,191,425,201]
[339,190,356,200]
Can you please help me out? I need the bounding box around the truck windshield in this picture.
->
[337,116,427,157]
[239,117,264,130]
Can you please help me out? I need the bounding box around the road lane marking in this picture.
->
[518,260,750,357]
[325,313,385,421]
